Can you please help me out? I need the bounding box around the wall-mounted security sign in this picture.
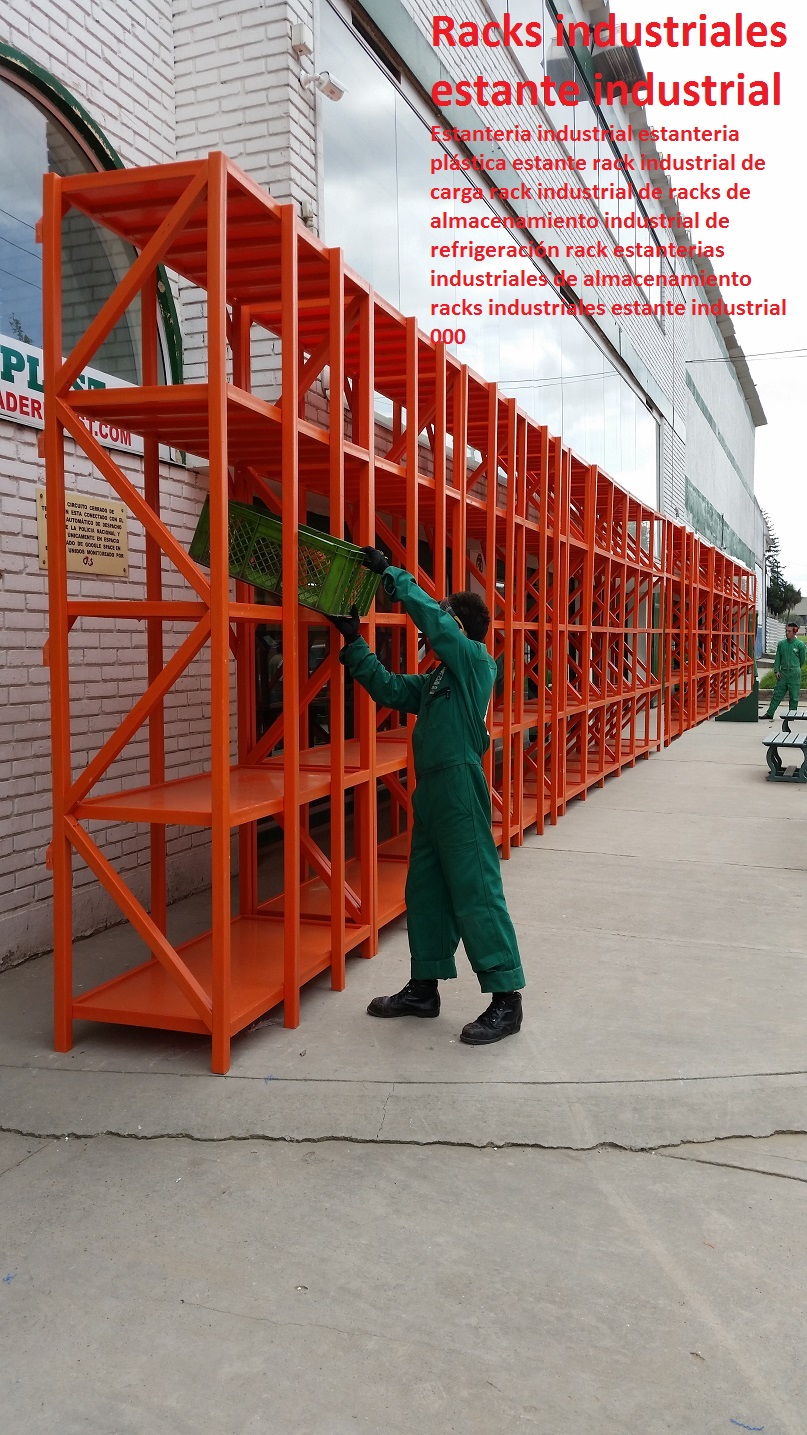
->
[36,488,129,578]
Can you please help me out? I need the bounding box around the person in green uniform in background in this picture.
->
[765,622,806,724]
[328,547,525,1045]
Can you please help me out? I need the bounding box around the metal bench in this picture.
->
[781,708,807,734]
[763,726,807,783]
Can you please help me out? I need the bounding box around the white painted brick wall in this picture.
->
[0,0,220,965]
[173,0,315,392]
[1,0,175,168]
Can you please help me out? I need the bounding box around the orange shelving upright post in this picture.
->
[511,411,528,846]
[207,151,233,1074]
[142,268,168,938]
[354,289,378,961]
[500,398,517,858]
[42,171,73,1056]
[279,201,301,1032]
[327,246,347,994]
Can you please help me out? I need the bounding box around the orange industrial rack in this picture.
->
[42,154,756,1073]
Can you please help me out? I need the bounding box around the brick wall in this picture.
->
[4,0,175,168]
[173,0,315,394]
[0,0,216,966]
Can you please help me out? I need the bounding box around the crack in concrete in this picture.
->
[1,1126,805,1156]
[525,845,806,873]
[0,1139,50,1183]
[375,1084,394,1139]
[2,1062,806,1087]
[177,1295,466,1360]
[657,1150,807,1185]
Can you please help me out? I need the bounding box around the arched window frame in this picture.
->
[0,41,183,383]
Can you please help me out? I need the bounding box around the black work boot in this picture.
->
[367,979,440,1019]
[460,992,522,1045]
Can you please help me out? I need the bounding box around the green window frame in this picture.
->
[0,41,182,383]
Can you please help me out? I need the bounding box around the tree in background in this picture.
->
[763,513,802,619]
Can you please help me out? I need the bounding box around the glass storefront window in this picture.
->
[570,97,600,185]
[0,73,164,383]
[320,3,658,508]
[509,0,666,307]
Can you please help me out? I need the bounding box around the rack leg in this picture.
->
[52,833,73,1052]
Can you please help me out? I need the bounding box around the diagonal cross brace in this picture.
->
[65,615,211,811]
[271,816,363,923]
[58,401,211,602]
[295,296,362,409]
[384,397,437,467]
[66,817,213,1025]
[58,166,209,394]
[247,652,331,764]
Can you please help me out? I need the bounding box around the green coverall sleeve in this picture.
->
[797,640,806,668]
[381,566,481,675]
[342,636,427,714]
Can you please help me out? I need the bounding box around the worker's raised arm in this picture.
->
[341,637,426,714]
[380,566,480,672]
[328,605,426,712]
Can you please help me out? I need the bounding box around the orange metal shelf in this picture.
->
[75,764,329,826]
[72,914,333,1036]
[60,162,299,310]
[43,153,757,1073]
[67,384,281,465]
[260,835,409,929]
[374,733,410,772]
[291,735,409,778]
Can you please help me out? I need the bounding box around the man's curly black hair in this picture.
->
[446,590,490,642]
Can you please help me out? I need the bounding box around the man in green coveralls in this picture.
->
[765,622,806,723]
[328,547,525,1045]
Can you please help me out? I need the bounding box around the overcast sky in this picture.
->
[613,0,806,592]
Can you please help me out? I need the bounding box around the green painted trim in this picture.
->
[722,517,755,572]
[684,476,756,570]
[685,370,750,495]
[0,42,183,383]
[714,681,759,722]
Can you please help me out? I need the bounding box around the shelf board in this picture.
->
[76,764,329,826]
[67,384,281,465]
[66,382,399,489]
[74,738,410,828]
[72,913,333,1036]
[72,838,411,1040]
[259,835,409,928]
[295,735,408,778]
[374,733,409,773]
[378,830,410,861]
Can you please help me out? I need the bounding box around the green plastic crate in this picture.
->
[189,498,381,616]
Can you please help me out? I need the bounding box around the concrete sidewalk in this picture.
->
[2,1130,806,1435]
[1,717,805,1148]
[2,718,806,1434]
